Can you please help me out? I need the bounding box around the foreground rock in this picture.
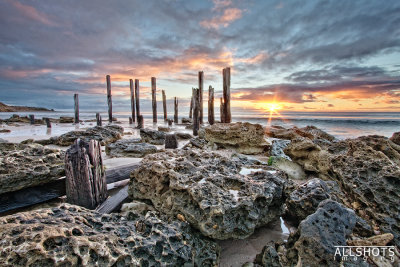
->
[105,139,157,158]
[129,148,287,240]
[390,131,400,145]
[204,122,270,155]
[0,143,64,194]
[37,125,123,146]
[140,128,166,145]
[266,125,335,144]
[0,204,219,266]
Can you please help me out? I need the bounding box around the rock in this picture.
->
[254,244,282,267]
[140,128,166,145]
[185,124,193,130]
[0,129,10,133]
[205,122,270,155]
[198,128,206,139]
[120,200,155,216]
[288,200,357,267]
[265,125,334,143]
[0,142,65,194]
[37,125,124,146]
[188,137,207,149]
[129,148,287,240]
[270,139,291,160]
[59,116,74,123]
[269,157,306,180]
[390,131,400,145]
[301,125,335,142]
[105,139,157,158]
[165,134,178,149]
[181,118,192,124]
[0,138,8,143]
[3,114,44,124]
[158,126,171,132]
[347,233,394,246]
[0,204,219,266]
[176,132,193,139]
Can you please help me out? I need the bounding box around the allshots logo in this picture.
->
[334,246,396,263]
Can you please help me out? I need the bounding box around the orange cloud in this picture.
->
[201,8,243,29]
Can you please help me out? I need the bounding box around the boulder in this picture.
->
[188,137,207,149]
[269,157,306,180]
[0,204,219,266]
[59,116,74,123]
[181,118,192,124]
[176,132,193,139]
[158,126,171,132]
[0,143,64,194]
[254,244,282,267]
[140,128,166,145]
[347,233,394,247]
[129,149,287,240]
[204,122,270,155]
[165,134,178,149]
[265,125,334,143]
[105,139,157,158]
[270,139,291,160]
[390,131,400,145]
[0,129,10,133]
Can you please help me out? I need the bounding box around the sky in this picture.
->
[0,0,399,112]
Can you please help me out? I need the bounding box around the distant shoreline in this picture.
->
[0,102,54,112]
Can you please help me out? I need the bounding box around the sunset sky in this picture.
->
[0,0,399,112]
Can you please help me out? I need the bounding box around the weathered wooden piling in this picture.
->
[129,117,133,124]
[208,86,215,125]
[174,97,178,123]
[189,95,193,119]
[129,79,135,122]
[167,119,173,126]
[106,75,112,123]
[29,114,34,124]
[74,93,79,124]
[198,71,204,124]
[135,79,140,122]
[137,115,143,129]
[64,139,108,209]
[222,67,231,123]
[162,90,167,121]
[151,77,157,123]
[96,113,102,126]
[45,118,51,128]
[193,89,200,136]
[220,97,225,123]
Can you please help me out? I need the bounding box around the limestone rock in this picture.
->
[105,139,157,158]
[390,131,400,145]
[348,233,394,246]
[165,134,178,149]
[265,125,334,143]
[0,204,219,266]
[204,122,270,155]
[0,143,64,194]
[269,157,306,180]
[59,116,74,123]
[270,139,291,160]
[176,132,193,139]
[254,244,282,267]
[181,118,192,124]
[129,148,287,240]
[157,126,170,132]
[140,128,166,145]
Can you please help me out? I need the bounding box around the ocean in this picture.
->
[1,110,399,139]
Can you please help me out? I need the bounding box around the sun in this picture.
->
[265,103,282,112]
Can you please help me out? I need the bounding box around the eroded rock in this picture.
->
[165,134,178,149]
[390,131,400,145]
[270,139,291,160]
[105,139,157,158]
[140,128,166,145]
[129,148,287,240]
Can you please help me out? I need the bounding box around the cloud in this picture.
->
[200,7,243,29]
[8,0,56,26]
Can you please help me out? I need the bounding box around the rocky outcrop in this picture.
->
[0,204,219,266]
[176,132,193,139]
[37,125,123,146]
[129,148,287,240]
[204,122,270,155]
[266,125,334,144]
[105,139,157,158]
[0,143,64,194]
[270,139,291,160]
[390,131,400,145]
[140,128,166,145]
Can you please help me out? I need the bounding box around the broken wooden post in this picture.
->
[106,75,112,123]
[222,67,231,123]
[189,95,193,119]
[162,90,167,121]
[167,119,173,126]
[174,97,178,123]
[129,117,133,124]
[199,71,204,124]
[129,79,135,122]
[220,97,225,123]
[151,77,157,123]
[137,115,144,129]
[208,86,215,125]
[29,114,34,124]
[193,89,200,136]
[45,118,51,128]
[96,113,102,126]
[64,139,108,209]
[135,79,140,123]
[165,133,178,149]
[74,93,79,124]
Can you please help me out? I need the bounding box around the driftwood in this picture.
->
[106,75,112,123]
[174,97,178,123]
[0,163,138,215]
[64,139,107,209]
[208,86,214,125]
[74,93,79,124]
[193,88,200,136]
[130,79,136,122]
[199,71,204,124]
[152,77,157,123]
[137,115,144,129]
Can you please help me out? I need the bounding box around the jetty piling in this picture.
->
[65,139,108,209]
[193,89,200,136]
[189,95,193,119]
[135,79,140,122]
[45,118,51,128]
[222,67,231,123]
[199,71,204,124]
[137,115,144,129]
[74,93,79,124]
[129,117,133,124]
[96,113,102,126]
[152,77,157,123]
[208,86,215,125]
[162,90,167,121]
[29,114,34,124]
[220,97,225,123]
[174,97,178,123]
[106,75,112,123]
[129,79,135,122]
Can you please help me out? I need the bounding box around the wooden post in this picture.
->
[174,97,178,123]
[167,119,173,126]
[220,97,225,123]
[129,79,135,122]
[96,113,102,126]
[193,89,200,136]
[129,117,133,124]
[106,75,112,123]
[223,67,231,123]
[29,114,34,124]
[45,118,51,128]
[74,93,79,124]
[137,115,143,129]
[151,77,157,123]
[189,95,193,119]
[65,139,107,209]
[208,86,215,125]
[198,71,204,124]
[162,90,167,121]
[135,79,140,123]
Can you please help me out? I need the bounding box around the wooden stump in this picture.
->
[106,75,112,123]
[45,118,51,128]
[64,139,107,209]
[198,71,204,124]
[151,77,157,123]
[162,90,167,121]
[129,117,133,124]
[74,93,79,124]
[96,113,102,126]
[137,115,143,129]
[208,86,215,125]
[29,114,35,125]
[174,97,178,123]
[167,119,173,126]
[135,79,140,123]
[193,89,200,136]
[222,67,231,123]
[129,79,135,122]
